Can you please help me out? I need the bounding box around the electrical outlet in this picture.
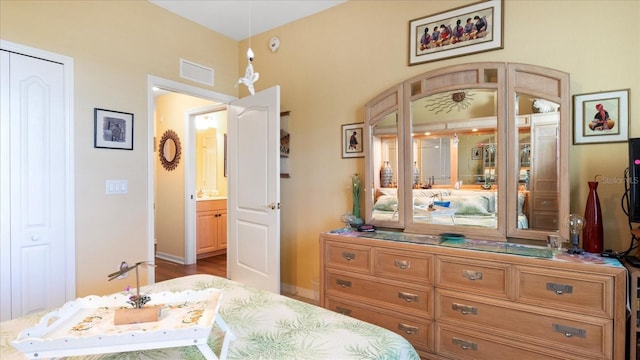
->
[117,261,129,279]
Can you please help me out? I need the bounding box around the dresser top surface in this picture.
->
[324,230,624,269]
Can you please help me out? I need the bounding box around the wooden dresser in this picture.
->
[319,232,626,360]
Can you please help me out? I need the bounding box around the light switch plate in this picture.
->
[106,179,128,195]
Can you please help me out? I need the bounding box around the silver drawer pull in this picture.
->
[394,259,411,270]
[553,323,586,338]
[342,252,356,261]
[452,337,478,351]
[398,323,419,335]
[336,279,352,288]
[398,292,419,302]
[452,303,478,315]
[335,306,351,316]
[462,270,483,281]
[546,282,573,295]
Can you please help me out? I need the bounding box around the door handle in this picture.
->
[267,202,280,210]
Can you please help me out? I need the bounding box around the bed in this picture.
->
[372,188,529,229]
[1,274,419,360]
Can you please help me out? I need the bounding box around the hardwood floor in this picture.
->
[154,254,314,304]
[154,254,226,282]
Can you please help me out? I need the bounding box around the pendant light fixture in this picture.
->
[237,1,259,95]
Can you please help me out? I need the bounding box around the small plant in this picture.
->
[123,285,151,309]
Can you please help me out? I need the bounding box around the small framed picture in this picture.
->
[573,89,629,145]
[520,143,531,166]
[471,147,482,160]
[94,108,134,150]
[342,123,364,158]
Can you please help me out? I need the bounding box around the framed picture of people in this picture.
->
[573,89,629,144]
[342,123,364,158]
[408,0,503,65]
[94,108,134,150]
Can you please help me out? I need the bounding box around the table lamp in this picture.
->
[566,214,585,254]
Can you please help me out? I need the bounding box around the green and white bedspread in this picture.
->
[1,274,419,360]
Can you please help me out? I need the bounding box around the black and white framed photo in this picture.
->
[94,108,134,150]
[573,89,629,144]
[342,123,364,158]
[471,147,482,160]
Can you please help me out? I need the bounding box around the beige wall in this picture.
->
[240,0,640,290]
[1,0,238,296]
[2,0,639,296]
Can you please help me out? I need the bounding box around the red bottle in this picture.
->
[583,181,603,253]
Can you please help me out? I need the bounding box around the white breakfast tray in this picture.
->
[11,288,234,360]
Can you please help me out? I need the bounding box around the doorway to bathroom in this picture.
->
[148,76,234,283]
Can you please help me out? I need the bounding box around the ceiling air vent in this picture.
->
[179,59,214,86]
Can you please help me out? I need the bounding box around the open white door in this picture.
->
[227,86,280,293]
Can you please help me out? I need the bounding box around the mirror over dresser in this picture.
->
[363,62,570,243]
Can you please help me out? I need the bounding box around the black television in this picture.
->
[629,138,640,222]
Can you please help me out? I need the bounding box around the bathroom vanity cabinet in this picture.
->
[319,232,626,359]
[196,199,227,258]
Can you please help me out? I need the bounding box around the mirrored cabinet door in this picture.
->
[364,84,404,228]
[507,63,570,241]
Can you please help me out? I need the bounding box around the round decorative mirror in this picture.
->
[159,129,181,171]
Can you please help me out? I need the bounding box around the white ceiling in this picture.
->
[148,0,346,41]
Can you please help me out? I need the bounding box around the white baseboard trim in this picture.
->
[155,252,184,264]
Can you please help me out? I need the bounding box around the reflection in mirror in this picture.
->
[410,89,500,229]
[196,127,217,197]
[163,139,176,162]
[370,112,401,224]
[515,93,561,233]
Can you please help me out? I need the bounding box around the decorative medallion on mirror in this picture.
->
[364,62,569,243]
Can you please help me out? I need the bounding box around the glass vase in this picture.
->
[583,181,603,253]
[352,173,361,220]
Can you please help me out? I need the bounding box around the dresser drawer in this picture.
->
[324,241,371,273]
[326,296,433,352]
[436,290,612,357]
[436,256,511,299]
[374,249,433,284]
[326,271,432,316]
[435,323,579,360]
[514,266,613,318]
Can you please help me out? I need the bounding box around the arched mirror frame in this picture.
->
[403,63,507,241]
[506,63,570,241]
[364,84,405,229]
[364,62,569,242]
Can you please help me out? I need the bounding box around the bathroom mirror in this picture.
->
[159,129,181,171]
[196,127,218,197]
[364,62,569,242]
